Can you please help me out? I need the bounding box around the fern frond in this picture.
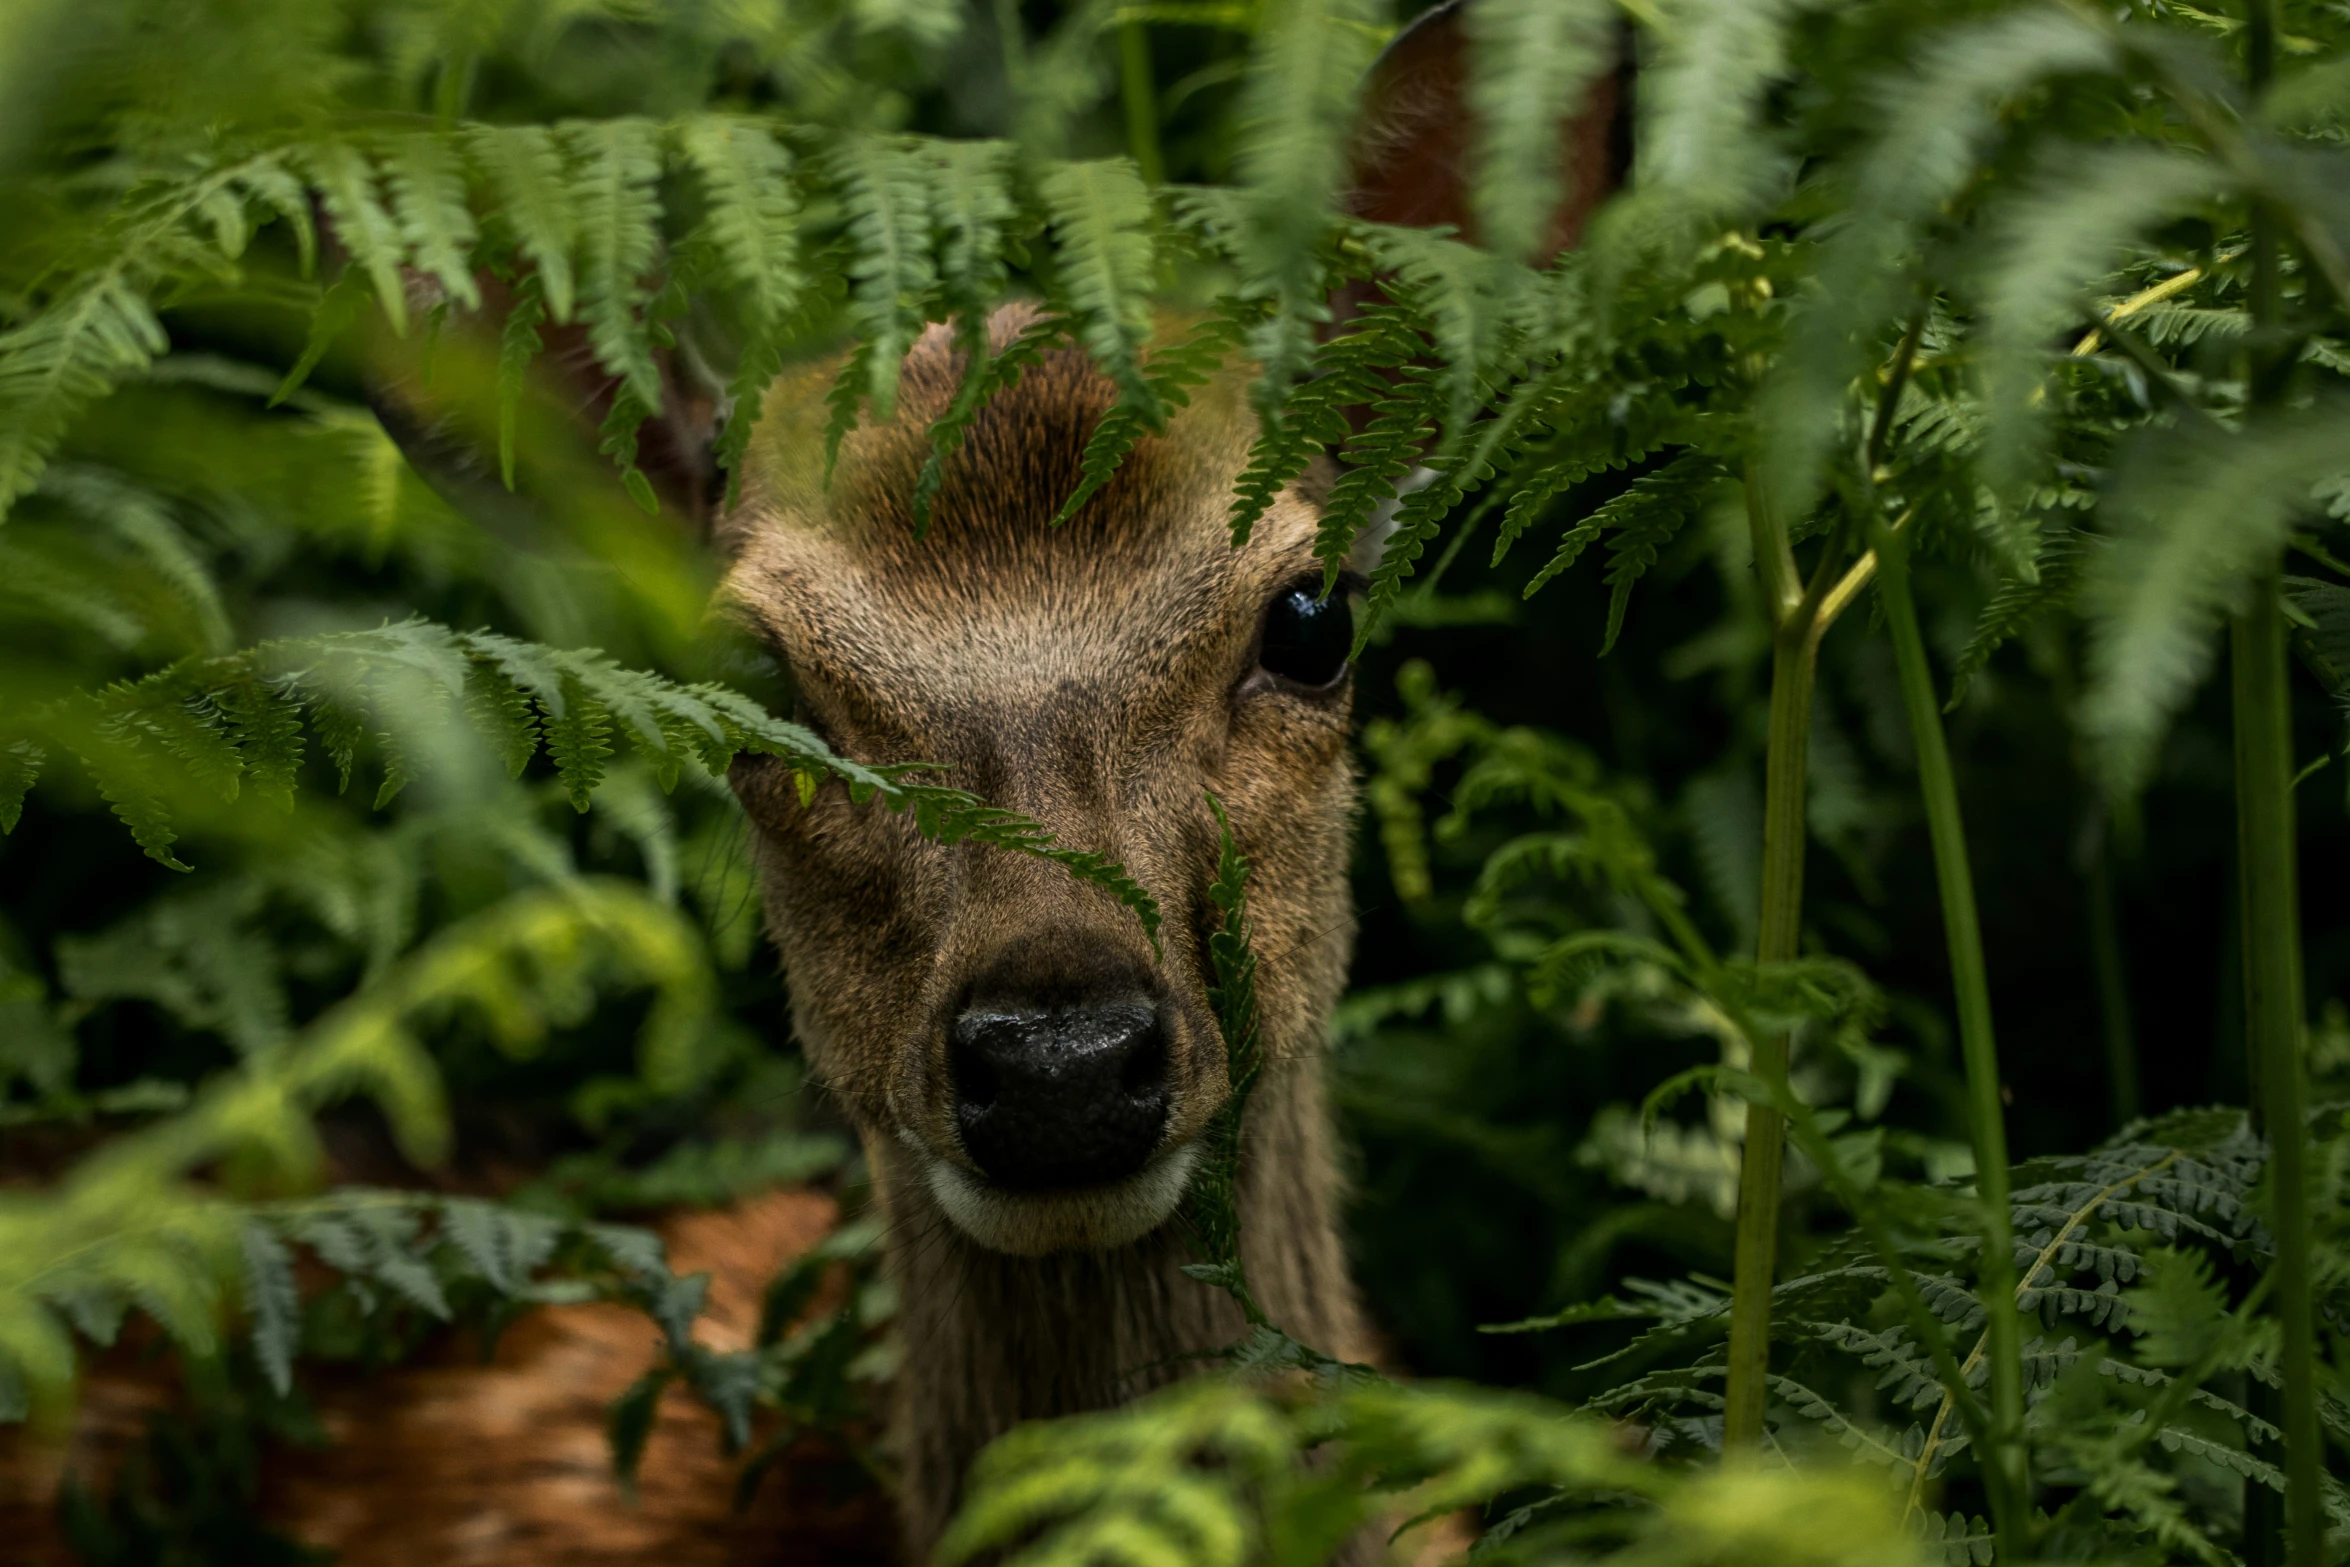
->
[1228,305,1417,545]
[1976,144,2221,510]
[496,267,549,490]
[1315,369,1440,576]
[1231,0,1384,404]
[1945,529,2088,710]
[715,326,783,508]
[830,135,938,426]
[561,118,666,407]
[924,138,1018,317]
[467,124,579,321]
[1038,158,1162,420]
[13,623,1163,946]
[0,280,171,518]
[1053,305,1246,528]
[1356,225,1547,445]
[305,141,411,335]
[679,116,803,329]
[1465,0,1617,265]
[2081,403,2350,797]
[383,132,482,310]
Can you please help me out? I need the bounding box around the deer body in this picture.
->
[723,311,1371,1556]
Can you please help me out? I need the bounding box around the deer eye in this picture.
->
[1257,585,1352,689]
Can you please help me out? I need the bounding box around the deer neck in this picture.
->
[876,1054,1365,1558]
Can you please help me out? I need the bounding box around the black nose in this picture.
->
[950,996,1170,1189]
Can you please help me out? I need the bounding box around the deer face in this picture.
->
[721,313,1358,1257]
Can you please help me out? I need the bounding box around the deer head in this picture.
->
[719,320,1358,1258]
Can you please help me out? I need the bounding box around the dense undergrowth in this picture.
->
[2,0,2348,1562]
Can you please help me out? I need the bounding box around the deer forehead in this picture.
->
[731,492,1315,673]
[719,317,1330,755]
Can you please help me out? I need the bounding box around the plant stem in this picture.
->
[2233,579,2321,1567]
[1119,21,1166,184]
[1872,512,2028,1557]
[2237,5,2319,1557]
[1721,466,1822,1449]
[1721,310,1919,1450]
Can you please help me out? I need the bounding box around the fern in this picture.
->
[1229,0,1385,407]
[1945,530,2089,711]
[925,139,1019,318]
[1177,793,1264,1321]
[0,278,171,517]
[913,311,1065,536]
[562,119,666,409]
[9,621,1164,947]
[1974,145,2220,511]
[495,267,549,490]
[678,116,803,330]
[2081,403,2350,797]
[467,124,580,321]
[829,135,939,427]
[1038,158,1163,420]
[1052,304,1246,528]
[1465,0,1617,265]
[306,140,412,335]
[1227,303,1419,545]
[383,132,483,311]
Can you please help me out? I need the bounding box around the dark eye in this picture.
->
[1257,586,1352,688]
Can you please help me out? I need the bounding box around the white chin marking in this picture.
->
[925,1144,1201,1257]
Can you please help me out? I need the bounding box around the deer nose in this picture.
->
[949,997,1170,1189]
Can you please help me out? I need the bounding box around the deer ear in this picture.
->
[1345,0,1631,258]
[356,268,724,541]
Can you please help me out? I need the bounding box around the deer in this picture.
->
[714,10,1624,1554]
[4,6,1624,1562]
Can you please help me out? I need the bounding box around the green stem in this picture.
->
[1119,20,1166,184]
[1873,515,2028,1558]
[2233,582,2321,1567]
[2237,5,2319,1557]
[1721,474,1819,1450]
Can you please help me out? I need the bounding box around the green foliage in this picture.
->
[2,619,1160,941]
[940,1375,1931,1567]
[1177,793,1268,1322]
[9,0,2350,1559]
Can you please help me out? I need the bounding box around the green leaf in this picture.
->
[382,131,482,310]
[915,311,1064,537]
[679,116,802,329]
[542,673,617,812]
[608,1367,673,1493]
[0,278,170,519]
[560,118,666,409]
[1976,144,2222,511]
[1038,158,1162,420]
[1465,0,1618,265]
[829,135,938,426]
[241,1222,301,1397]
[1232,0,1383,402]
[1052,306,1242,528]
[496,268,548,491]
[467,124,579,321]
[305,141,410,336]
[2082,403,2350,797]
[1946,530,2089,711]
[272,266,371,408]
[0,741,41,833]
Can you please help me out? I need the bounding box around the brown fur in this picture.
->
[722,306,1369,1558]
